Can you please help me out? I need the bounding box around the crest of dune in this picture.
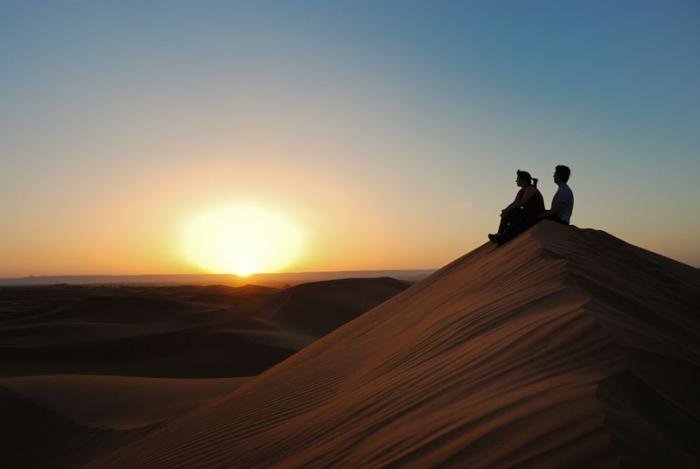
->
[92,221,700,468]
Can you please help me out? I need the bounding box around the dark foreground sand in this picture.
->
[1,277,408,467]
[85,221,699,468]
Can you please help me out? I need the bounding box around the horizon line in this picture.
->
[0,268,438,281]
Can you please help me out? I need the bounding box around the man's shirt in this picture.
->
[551,183,574,224]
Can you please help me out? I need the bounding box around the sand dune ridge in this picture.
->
[92,221,699,467]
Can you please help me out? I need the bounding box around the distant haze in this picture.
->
[2,1,698,276]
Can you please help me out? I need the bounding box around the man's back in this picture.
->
[551,183,574,224]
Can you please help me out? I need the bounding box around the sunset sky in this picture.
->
[2,0,699,277]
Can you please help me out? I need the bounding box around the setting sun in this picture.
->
[182,204,304,277]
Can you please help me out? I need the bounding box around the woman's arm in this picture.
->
[503,186,537,216]
[503,188,528,215]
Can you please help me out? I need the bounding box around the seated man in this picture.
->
[542,165,573,225]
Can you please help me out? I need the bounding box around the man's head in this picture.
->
[554,165,570,184]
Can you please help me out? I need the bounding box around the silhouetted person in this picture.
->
[489,170,544,245]
[541,165,573,225]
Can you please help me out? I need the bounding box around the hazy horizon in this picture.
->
[0,268,436,288]
[2,1,698,276]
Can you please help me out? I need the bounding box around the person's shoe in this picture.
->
[488,233,499,243]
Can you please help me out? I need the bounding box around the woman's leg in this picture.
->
[497,215,509,234]
[497,210,535,244]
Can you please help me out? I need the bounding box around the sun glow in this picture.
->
[182,204,304,276]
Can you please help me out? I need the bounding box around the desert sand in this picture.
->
[0,375,248,429]
[1,277,408,467]
[82,221,698,468]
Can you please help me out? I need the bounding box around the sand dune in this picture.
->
[0,384,150,469]
[0,277,410,466]
[0,375,247,429]
[0,278,406,378]
[0,326,296,378]
[261,277,411,337]
[91,222,700,467]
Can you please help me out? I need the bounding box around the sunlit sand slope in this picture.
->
[93,221,700,468]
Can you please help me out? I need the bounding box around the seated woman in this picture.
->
[488,170,544,245]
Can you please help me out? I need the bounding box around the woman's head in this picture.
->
[515,170,539,188]
[516,170,532,187]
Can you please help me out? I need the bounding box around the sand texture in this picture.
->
[88,221,700,468]
[1,277,407,467]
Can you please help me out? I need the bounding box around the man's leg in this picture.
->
[541,213,568,225]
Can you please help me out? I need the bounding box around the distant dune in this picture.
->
[261,277,411,337]
[0,278,408,379]
[0,276,410,467]
[89,221,699,468]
